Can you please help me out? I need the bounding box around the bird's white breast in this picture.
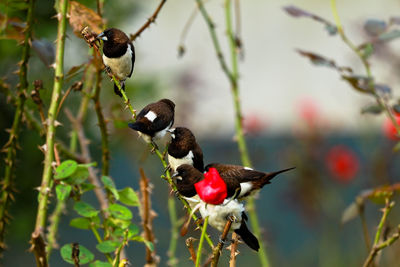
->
[103,45,133,80]
[154,121,173,140]
[168,150,194,172]
[199,199,244,231]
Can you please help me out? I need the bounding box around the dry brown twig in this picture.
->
[130,0,168,41]
[139,168,159,266]
[186,237,197,264]
[228,232,239,267]
[211,216,234,267]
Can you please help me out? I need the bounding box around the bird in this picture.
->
[174,163,294,201]
[167,127,204,173]
[173,164,260,251]
[128,99,175,150]
[97,28,135,97]
[205,163,295,199]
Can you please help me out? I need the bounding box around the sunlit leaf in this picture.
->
[89,260,112,267]
[96,240,119,253]
[361,103,383,115]
[341,202,359,224]
[108,204,132,221]
[60,243,94,264]
[102,176,119,200]
[55,160,78,179]
[118,187,139,206]
[69,1,104,37]
[364,19,387,36]
[56,184,72,201]
[74,201,99,218]
[107,217,131,229]
[283,5,337,35]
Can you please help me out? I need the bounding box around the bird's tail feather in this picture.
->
[234,222,260,251]
[264,167,296,184]
[128,121,144,131]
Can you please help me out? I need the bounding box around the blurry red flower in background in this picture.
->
[243,113,265,135]
[325,145,359,183]
[383,114,400,140]
[298,97,319,126]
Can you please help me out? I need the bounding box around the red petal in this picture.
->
[195,168,227,205]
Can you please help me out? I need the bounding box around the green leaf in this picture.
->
[108,218,131,229]
[60,243,94,264]
[361,104,383,115]
[341,202,359,224]
[360,43,374,59]
[56,184,72,201]
[379,29,400,42]
[131,236,154,251]
[102,176,119,200]
[70,217,91,229]
[128,223,139,238]
[96,240,119,253]
[55,160,78,179]
[89,260,112,267]
[80,183,96,193]
[68,166,89,184]
[118,187,139,206]
[108,203,132,220]
[113,223,139,239]
[74,201,99,218]
[364,19,387,36]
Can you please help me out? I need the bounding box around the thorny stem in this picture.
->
[330,0,400,135]
[46,196,65,258]
[229,232,239,267]
[362,200,399,267]
[225,1,269,266]
[211,217,233,267]
[196,216,209,267]
[0,0,35,253]
[93,70,110,175]
[31,1,68,265]
[130,0,168,41]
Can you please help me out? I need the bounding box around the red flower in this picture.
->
[298,97,319,126]
[325,145,359,183]
[383,114,400,140]
[194,168,227,205]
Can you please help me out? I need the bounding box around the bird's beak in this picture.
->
[171,172,182,180]
[96,32,108,41]
[167,128,175,133]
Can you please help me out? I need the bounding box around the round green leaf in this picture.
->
[118,187,139,206]
[56,184,72,201]
[108,203,132,220]
[60,243,94,264]
[74,201,99,218]
[70,217,91,229]
[108,217,131,229]
[102,176,119,200]
[89,260,112,267]
[67,166,89,184]
[55,160,78,179]
[96,240,119,253]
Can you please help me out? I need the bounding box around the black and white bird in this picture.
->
[205,163,295,199]
[97,28,135,97]
[173,164,260,251]
[128,99,175,149]
[167,127,204,173]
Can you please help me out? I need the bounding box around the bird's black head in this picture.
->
[174,164,202,181]
[169,127,195,142]
[159,99,175,111]
[97,28,131,58]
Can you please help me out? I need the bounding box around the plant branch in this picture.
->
[196,216,209,267]
[186,237,197,264]
[330,0,400,135]
[373,199,393,246]
[46,188,66,258]
[0,0,35,254]
[167,195,179,266]
[211,216,233,267]
[229,232,239,267]
[139,168,158,266]
[130,0,168,41]
[356,197,372,251]
[31,1,69,264]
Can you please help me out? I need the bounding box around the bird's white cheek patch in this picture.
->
[145,111,157,122]
[168,150,194,172]
[101,36,108,41]
[244,167,253,170]
[239,182,253,197]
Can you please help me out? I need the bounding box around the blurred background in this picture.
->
[1,0,400,266]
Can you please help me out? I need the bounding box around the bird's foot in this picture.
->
[150,141,158,153]
[164,165,172,174]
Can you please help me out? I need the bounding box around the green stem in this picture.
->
[196,216,209,267]
[33,0,68,236]
[373,199,393,246]
[167,196,178,266]
[330,0,400,135]
[0,0,35,253]
[225,1,269,266]
[46,199,65,258]
[93,70,110,175]
[91,225,113,264]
